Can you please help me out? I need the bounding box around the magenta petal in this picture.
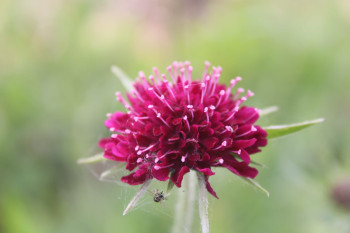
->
[204,175,218,199]
[232,138,257,149]
[152,166,170,181]
[197,167,215,176]
[239,149,251,164]
[171,166,190,187]
[234,107,259,125]
[202,137,219,149]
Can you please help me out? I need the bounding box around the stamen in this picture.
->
[156,112,170,127]
[154,163,174,170]
[236,126,258,138]
[181,153,189,163]
[183,115,190,130]
[213,140,228,150]
[111,134,118,138]
[136,143,157,155]
[115,92,133,111]
[167,66,176,84]
[224,106,240,122]
[216,89,226,107]
[200,82,207,104]
[234,88,245,100]
[125,129,131,134]
[204,107,209,123]
[162,74,176,100]
[202,61,210,81]
[212,158,224,166]
[132,90,145,102]
[184,85,190,104]
[106,113,112,117]
[136,158,143,163]
[153,67,160,83]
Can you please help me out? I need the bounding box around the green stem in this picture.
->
[171,171,196,233]
[197,172,209,233]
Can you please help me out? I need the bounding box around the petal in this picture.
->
[201,137,219,149]
[232,138,257,149]
[152,166,170,181]
[121,171,148,185]
[171,166,190,187]
[104,151,127,162]
[196,167,215,176]
[233,107,259,125]
[204,175,218,199]
[239,149,251,164]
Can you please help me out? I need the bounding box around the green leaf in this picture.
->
[77,153,105,164]
[259,106,279,116]
[250,159,266,168]
[238,177,270,197]
[167,180,175,193]
[111,65,134,91]
[264,118,324,139]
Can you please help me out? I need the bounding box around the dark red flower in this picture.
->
[99,61,267,198]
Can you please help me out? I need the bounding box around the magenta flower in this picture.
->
[98,61,267,198]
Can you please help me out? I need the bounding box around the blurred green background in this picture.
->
[1,0,350,232]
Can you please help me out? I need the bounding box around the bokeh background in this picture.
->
[1,0,350,232]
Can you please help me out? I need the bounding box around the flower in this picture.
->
[98,61,267,198]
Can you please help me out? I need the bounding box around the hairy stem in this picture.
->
[197,172,209,233]
[123,179,152,215]
[171,171,196,233]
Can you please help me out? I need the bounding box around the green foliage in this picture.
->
[264,118,325,139]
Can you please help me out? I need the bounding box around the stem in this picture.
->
[171,171,196,233]
[197,172,209,233]
[123,179,152,215]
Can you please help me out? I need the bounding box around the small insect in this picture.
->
[152,189,168,203]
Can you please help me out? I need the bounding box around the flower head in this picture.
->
[98,61,267,198]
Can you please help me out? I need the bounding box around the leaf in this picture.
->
[238,177,270,197]
[77,153,106,164]
[250,159,266,168]
[263,118,324,139]
[123,179,152,215]
[259,106,279,116]
[111,65,134,91]
[167,180,175,193]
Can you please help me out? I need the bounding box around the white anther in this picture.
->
[137,158,143,163]
[183,115,188,120]
[225,126,233,132]
[219,159,224,164]
[252,126,257,132]
[157,113,161,118]
[106,113,112,117]
[154,165,160,170]
[148,105,154,109]
[204,107,208,112]
[209,105,216,110]
[137,151,142,155]
[135,146,139,151]
[219,90,225,95]
[187,105,193,109]
[125,129,131,134]
[222,141,227,146]
[109,127,115,132]
[181,156,186,162]
[111,134,118,138]
[160,95,165,99]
